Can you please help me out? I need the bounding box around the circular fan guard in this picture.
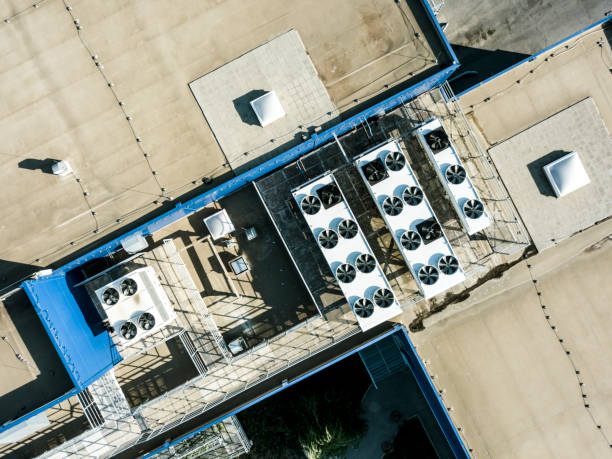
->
[120,278,138,296]
[336,263,357,283]
[400,231,421,251]
[385,151,406,171]
[138,312,156,330]
[418,265,439,285]
[119,321,138,340]
[438,255,459,275]
[445,164,466,185]
[318,229,339,249]
[355,253,376,273]
[403,186,424,206]
[102,287,120,305]
[373,288,394,308]
[301,195,321,215]
[463,199,484,219]
[383,197,403,216]
[338,219,358,239]
[353,298,374,318]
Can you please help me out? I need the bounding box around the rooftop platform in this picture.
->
[0,0,451,289]
[0,290,72,427]
[0,395,89,459]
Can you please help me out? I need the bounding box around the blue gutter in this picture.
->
[53,62,458,277]
[457,14,612,98]
[143,325,469,459]
[0,389,78,435]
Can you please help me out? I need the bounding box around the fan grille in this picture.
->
[425,127,450,153]
[445,164,466,185]
[416,218,442,245]
[438,255,459,275]
[120,278,138,296]
[403,186,424,206]
[400,230,421,251]
[301,195,321,215]
[102,287,119,305]
[355,253,376,273]
[318,229,339,249]
[383,197,403,216]
[353,298,374,318]
[338,219,358,239]
[373,288,394,308]
[385,151,406,171]
[119,321,137,340]
[418,265,439,285]
[336,263,357,283]
[463,199,484,219]
[316,183,343,209]
[362,159,389,185]
[138,312,156,330]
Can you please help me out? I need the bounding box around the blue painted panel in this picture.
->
[457,15,612,98]
[22,274,121,390]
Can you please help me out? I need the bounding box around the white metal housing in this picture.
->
[94,266,176,348]
[543,151,590,198]
[354,140,465,299]
[414,118,491,235]
[204,209,235,240]
[292,173,401,331]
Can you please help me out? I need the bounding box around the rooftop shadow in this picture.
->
[232,89,267,126]
[17,158,60,174]
[526,150,571,197]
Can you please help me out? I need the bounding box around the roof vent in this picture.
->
[416,218,442,244]
[362,159,389,185]
[316,183,343,209]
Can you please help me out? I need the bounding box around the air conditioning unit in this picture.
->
[94,267,176,345]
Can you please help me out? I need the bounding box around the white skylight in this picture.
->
[543,151,590,198]
[250,91,286,127]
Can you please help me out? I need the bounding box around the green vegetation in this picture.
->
[238,355,369,458]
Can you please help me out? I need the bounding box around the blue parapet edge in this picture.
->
[142,325,470,459]
[420,0,459,65]
[456,14,612,98]
[53,64,458,277]
[0,390,78,436]
[22,274,121,391]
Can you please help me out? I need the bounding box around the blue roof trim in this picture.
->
[22,274,121,390]
[0,390,78,435]
[419,0,459,65]
[143,325,470,458]
[53,63,458,277]
[457,14,612,98]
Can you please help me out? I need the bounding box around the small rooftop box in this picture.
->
[543,151,590,198]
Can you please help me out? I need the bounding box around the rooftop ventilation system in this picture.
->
[362,158,389,185]
[414,118,491,235]
[355,253,376,273]
[316,183,343,209]
[293,173,401,331]
[403,186,424,206]
[463,199,485,219]
[318,229,338,249]
[94,267,176,348]
[353,298,374,318]
[204,209,236,240]
[336,263,356,283]
[445,164,466,185]
[301,195,321,215]
[416,218,442,245]
[418,265,439,285]
[385,151,406,171]
[424,127,450,153]
[354,140,465,299]
[438,255,459,275]
[400,230,421,251]
[383,196,403,216]
[338,219,358,239]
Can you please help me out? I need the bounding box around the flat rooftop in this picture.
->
[0,0,450,288]
[0,290,72,427]
[488,98,612,251]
